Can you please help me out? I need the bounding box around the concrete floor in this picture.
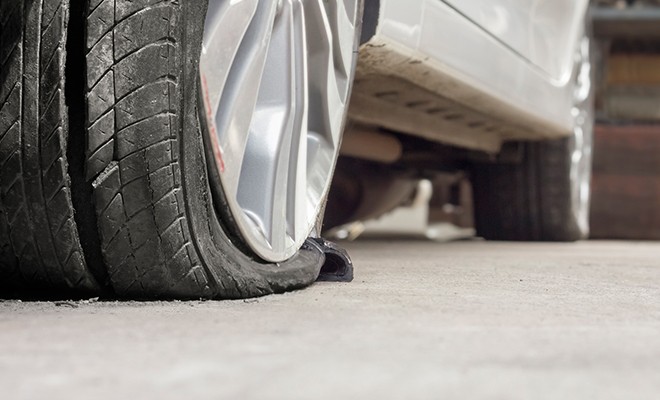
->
[1,240,659,399]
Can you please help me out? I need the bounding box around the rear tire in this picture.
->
[472,137,590,241]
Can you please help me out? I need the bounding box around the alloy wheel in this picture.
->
[199,0,361,262]
[570,35,594,236]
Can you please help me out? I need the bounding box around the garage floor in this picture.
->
[1,240,659,399]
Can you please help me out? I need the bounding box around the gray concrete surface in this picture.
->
[1,240,659,400]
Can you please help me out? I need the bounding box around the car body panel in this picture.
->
[443,0,587,80]
[350,0,589,151]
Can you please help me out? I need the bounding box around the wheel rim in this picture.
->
[199,0,360,262]
[570,35,594,236]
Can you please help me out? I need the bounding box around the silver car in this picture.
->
[329,0,593,240]
[0,0,592,299]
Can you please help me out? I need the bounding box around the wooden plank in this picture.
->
[607,54,660,86]
[602,87,660,121]
[590,175,660,239]
[592,124,660,174]
[590,124,660,239]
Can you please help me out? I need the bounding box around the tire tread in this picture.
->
[0,0,100,295]
[84,0,213,298]
[472,139,583,242]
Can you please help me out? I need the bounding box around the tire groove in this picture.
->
[3,173,24,203]
[160,214,185,237]
[87,0,108,19]
[114,75,178,106]
[60,246,76,271]
[85,100,114,127]
[39,44,62,85]
[0,3,21,66]
[40,1,63,36]
[85,1,171,53]
[45,181,65,204]
[0,118,20,148]
[123,185,177,219]
[53,210,72,236]
[120,162,178,188]
[38,86,62,123]
[6,200,25,227]
[113,37,176,65]
[0,39,20,74]
[86,135,113,161]
[112,134,175,162]
[0,146,19,172]
[115,110,176,136]
[86,67,177,131]
[41,123,62,147]
[0,83,20,119]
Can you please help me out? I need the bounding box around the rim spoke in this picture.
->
[200,0,259,117]
[305,0,346,148]
[330,0,357,89]
[211,1,279,196]
[284,0,309,244]
[236,0,308,249]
